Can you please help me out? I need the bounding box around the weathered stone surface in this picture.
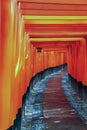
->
[62,74,87,124]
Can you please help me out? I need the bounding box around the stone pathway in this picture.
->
[43,71,87,130]
[21,69,87,130]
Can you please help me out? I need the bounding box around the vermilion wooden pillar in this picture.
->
[0,0,26,129]
[1,0,13,129]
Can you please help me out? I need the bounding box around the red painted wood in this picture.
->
[1,0,87,129]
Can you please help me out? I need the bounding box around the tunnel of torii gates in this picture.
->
[1,0,87,129]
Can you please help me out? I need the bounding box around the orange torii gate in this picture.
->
[1,0,87,129]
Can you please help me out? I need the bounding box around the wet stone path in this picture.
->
[21,69,87,130]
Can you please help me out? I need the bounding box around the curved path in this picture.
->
[21,69,87,130]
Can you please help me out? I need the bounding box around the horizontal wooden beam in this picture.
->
[31,41,75,48]
[29,32,87,38]
[20,2,87,11]
[29,37,84,42]
[17,0,87,5]
[25,24,87,32]
[25,24,87,27]
[24,20,87,25]
[23,16,87,20]
[22,9,87,16]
